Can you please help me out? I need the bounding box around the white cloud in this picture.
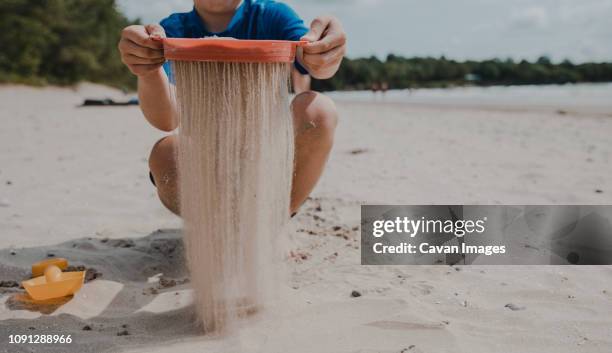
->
[509,6,549,30]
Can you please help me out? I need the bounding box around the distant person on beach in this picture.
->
[117,0,346,216]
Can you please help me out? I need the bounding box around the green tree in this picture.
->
[0,0,137,89]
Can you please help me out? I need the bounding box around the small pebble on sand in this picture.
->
[505,303,526,311]
[82,325,92,331]
[349,148,368,155]
[158,277,177,288]
[351,290,362,298]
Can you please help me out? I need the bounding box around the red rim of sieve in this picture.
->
[162,38,308,63]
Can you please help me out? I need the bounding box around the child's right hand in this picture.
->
[118,24,166,77]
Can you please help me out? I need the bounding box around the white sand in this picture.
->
[137,289,194,314]
[1,83,611,352]
[52,280,124,320]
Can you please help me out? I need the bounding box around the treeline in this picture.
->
[0,0,136,89]
[312,55,612,91]
[1,1,612,92]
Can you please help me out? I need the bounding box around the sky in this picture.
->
[117,0,612,63]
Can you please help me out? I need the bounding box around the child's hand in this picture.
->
[118,24,166,77]
[299,16,347,80]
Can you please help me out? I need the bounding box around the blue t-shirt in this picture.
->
[160,0,309,76]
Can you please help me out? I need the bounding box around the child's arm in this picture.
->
[298,16,347,80]
[118,25,177,132]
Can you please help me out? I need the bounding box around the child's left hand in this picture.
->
[299,16,347,80]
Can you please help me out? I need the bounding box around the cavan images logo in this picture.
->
[369,215,506,256]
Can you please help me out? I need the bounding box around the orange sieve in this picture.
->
[162,38,307,63]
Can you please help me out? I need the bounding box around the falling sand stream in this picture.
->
[171,61,294,333]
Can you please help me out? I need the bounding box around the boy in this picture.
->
[118,0,346,216]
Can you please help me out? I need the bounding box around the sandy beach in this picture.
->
[1,83,612,352]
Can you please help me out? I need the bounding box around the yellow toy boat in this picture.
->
[22,259,85,301]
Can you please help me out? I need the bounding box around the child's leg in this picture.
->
[148,91,338,216]
[148,135,180,215]
[290,91,338,214]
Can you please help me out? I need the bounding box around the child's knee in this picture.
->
[148,135,177,174]
[148,135,180,215]
[291,91,338,134]
[148,135,178,194]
